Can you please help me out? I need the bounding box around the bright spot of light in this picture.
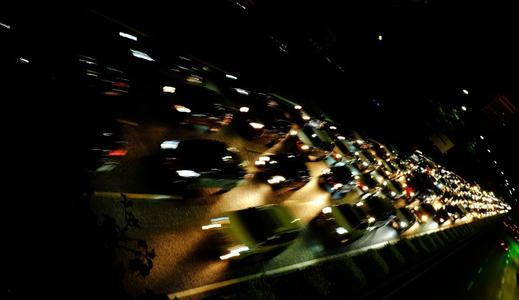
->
[338,136,346,140]
[174,105,191,113]
[226,74,238,80]
[462,89,469,95]
[239,106,249,112]
[461,106,467,111]
[234,88,249,95]
[18,57,30,64]
[336,227,348,235]
[119,32,138,41]
[480,135,484,140]
[322,207,332,214]
[0,22,11,29]
[160,140,180,150]
[249,122,265,129]
[130,49,154,61]
[176,170,201,178]
[378,35,383,41]
[163,86,176,93]
[294,105,302,110]
[201,223,221,230]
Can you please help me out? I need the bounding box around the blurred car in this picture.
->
[433,208,451,225]
[358,194,397,229]
[353,150,379,172]
[160,139,246,193]
[445,204,468,221]
[413,203,437,224]
[168,85,233,131]
[319,162,356,200]
[309,203,370,247]
[355,171,381,194]
[85,120,128,172]
[381,178,407,200]
[254,153,311,191]
[202,204,302,261]
[278,132,330,162]
[390,207,417,233]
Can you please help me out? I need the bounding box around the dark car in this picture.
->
[84,119,128,172]
[390,207,417,233]
[433,208,451,225]
[168,85,233,131]
[414,203,437,224]
[309,203,370,247]
[318,163,356,200]
[202,204,302,261]
[160,139,246,194]
[254,153,311,191]
[359,194,397,229]
[445,204,468,222]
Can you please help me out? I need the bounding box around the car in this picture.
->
[319,162,357,200]
[433,208,451,225]
[355,171,382,195]
[201,204,302,261]
[357,194,397,229]
[84,119,128,172]
[167,85,233,131]
[160,139,246,194]
[309,203,370,247]
[254,153,311,191]
[413,202,437,224]
[381,178,407,200]
[445,204,468,221]
[390,207,417,233]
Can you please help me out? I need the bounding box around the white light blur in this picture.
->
[18,57,29,64]
[201,223,221,230]
[378,35,383,41]
[480,135,484,140]
[0,22,11,29]
[338,136,346,140]
[462,89,469,95]
[294,105,302,110]
[399,221,407,228]
[368,217,376,223]
[176,170,201,178]
[329,126,337,130]
[235,88,250,95]
[487,149,491,153]
[119,32,138,41]
[300,145,310,150]
[336,227,348,235]
[290,129,299,136]
[322,207,332,214]
[174,105,191,113]
[163,86,176,93]
[302,115,311,121]
[461,106,467,111]
[267,175,286,185]
[249,122,265,129]
[222,156,233,162]
[239,106,249,112]
[311,133,317,138]
[130,49,154,61]
[160,140,179,149]
[226,74,238,80]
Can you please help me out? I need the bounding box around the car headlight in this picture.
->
[219,244,250,260]
[336,227,348,235]
[322,207,332,214]
[267,175,286,185]
[249,122,265,129]
[332,183,344,190]
[174,105,191,113]
[399,221,407,228]
[368,217,376,223]
[176,170,201,178]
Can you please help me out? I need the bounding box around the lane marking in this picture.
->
[94,192,182,200]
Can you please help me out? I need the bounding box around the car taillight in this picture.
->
[108,149,128,157]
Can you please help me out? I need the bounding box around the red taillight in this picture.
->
[108,149,128,157]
